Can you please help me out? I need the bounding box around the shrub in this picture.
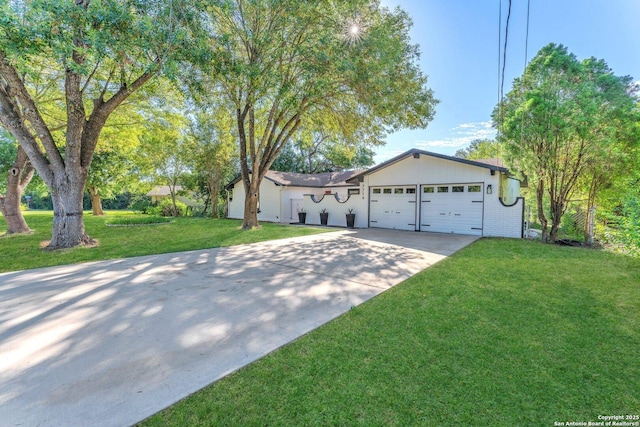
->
[149,198,187,217]
[105,216,171,226]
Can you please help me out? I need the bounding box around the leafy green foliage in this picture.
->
[146,198,188,217]
[105,215,171,226]
[0,0,215,247]
[496,43,639,242]
[454,139,501,160]
[182,106,238,218]
[272,137,375,173]
[619,197,640,256]
[0,128,16,192]
[197,0,437,227]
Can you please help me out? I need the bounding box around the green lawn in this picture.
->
[140,239,640,426]
[0,210,327,273]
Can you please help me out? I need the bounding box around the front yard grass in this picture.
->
[0,210,327,273]
[141,238,640,426]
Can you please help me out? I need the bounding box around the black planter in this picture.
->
[298,212,307,224]
[346,213,356,228]
[320,212,329,225]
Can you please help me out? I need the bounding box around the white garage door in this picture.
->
[369,186,417,231]
[420,183,484,235]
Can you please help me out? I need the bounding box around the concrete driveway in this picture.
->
[0,228,478,426]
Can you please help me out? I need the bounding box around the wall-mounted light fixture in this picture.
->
[486,184,493,194]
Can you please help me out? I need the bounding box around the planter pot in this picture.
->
[320,212,329,225]
[346,213,356,228]
[298,212,307,224]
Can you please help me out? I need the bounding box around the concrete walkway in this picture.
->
[0,229,478,427]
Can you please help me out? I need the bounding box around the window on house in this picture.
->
[452,186,464,193]
[406,188,416,194]
[423,186,434,193]
[468,185,481,192]
[394,188,404,194]
[348,188,360,195]
[372,188,381,194]
[438,186,449,193]
[383,188,392,194]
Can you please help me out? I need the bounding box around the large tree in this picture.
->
[185,108,237,218]
[0,0,209,248]
[201,0,437,229]
[271,134,376,174]
[139,107,192,217]
[495,43,638,243]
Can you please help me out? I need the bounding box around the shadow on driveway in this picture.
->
[0,229,478,427]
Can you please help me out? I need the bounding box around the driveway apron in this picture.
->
[0,228,478,426]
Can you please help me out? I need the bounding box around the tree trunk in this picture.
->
[536,179,550,243]
[549,199,565,243]
[88,186,104,216]
[0,189,31,235]
[48,174,95,249]
[208,177,221,219]
[0,147,34,235]
[242,179,260,229]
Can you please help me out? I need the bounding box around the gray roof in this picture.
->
[347,149,510,183]
[147,185,183,196]
[226,169,364,190]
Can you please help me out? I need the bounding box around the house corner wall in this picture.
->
[227,179,282,223]
[483,194,524,238]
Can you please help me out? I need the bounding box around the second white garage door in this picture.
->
[420,183,484,235]
[369,186,417,231]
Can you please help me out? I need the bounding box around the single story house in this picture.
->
[225,170,365,224]
[226,149,524,238]
[147,185,200,208]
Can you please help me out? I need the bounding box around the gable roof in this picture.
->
[346,149,509,183]
[225,169,364,190]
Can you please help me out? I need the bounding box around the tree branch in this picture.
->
[0,50,65,171]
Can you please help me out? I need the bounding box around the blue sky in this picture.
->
[376,0,640,162]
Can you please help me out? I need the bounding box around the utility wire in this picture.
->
[500,0,512,106]
[497,0,502,114]
[520,0,531,146]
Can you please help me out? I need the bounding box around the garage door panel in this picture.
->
[420,184,484,235]
[369,187,416,231]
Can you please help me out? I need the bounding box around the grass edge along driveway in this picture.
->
[0,211,329,273]
[141,238,640,427]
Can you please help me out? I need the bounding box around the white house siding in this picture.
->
[500,176,521,205]
[483,195,524,238]
[227,181,244,220]
[228,179,327,224]
[302,185,368,228]
[360,155,523,237]
[227,152,523,237]
[366,155,499,187]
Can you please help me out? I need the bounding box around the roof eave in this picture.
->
[348,149,509,182]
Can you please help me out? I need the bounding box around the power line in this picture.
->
[500,0,512,105]
[497,0,502,112]
[524,0,531,70]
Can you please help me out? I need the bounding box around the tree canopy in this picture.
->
[454,139,501,160]
[194,0,437,228]
[495,43,639,243]
[0,0,212,248]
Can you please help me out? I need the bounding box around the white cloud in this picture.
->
[415,121,496,149]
